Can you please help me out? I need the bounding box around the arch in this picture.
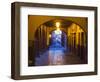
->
[34,18,87,40]
[33,18,87,53]
[28,15,87,41]
[28,16,88,66]
[36,18,86,34]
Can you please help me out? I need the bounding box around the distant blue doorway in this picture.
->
[48,30,68,65]
[49,30,67,51]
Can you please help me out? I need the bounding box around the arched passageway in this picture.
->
[28,18,87,66]
[48,29,67,65]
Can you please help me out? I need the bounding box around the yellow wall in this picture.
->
[67,23,86,46]
[28,15,87,41]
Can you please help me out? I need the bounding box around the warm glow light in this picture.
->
[56,22,61,31]
[56,22,60,28]
[55,22,61,34]
[49,34,51,38]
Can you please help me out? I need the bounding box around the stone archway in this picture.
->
[28,16,88,66]
[28,15,87,41]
